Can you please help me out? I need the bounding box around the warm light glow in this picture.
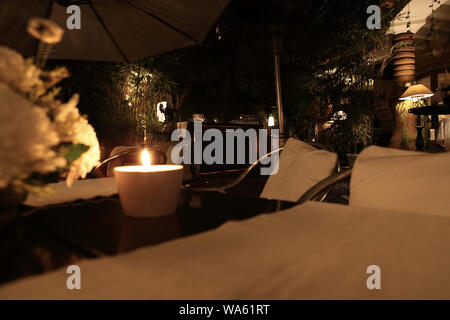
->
[157,101,167,122]
[399,84,434,101]
[114,165,183,173]
[114,149,182,173]
[331,110,347,120]
[268,116,275,127]
[141,149,151,167]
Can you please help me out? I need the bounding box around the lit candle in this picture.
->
[114,149,183,218]
[141,149,151,167]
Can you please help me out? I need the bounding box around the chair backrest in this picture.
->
[186,138,339,203]
[259,138,338,202]
[93,143,193,181]
[107,146,169,177]
[91,146,167,178]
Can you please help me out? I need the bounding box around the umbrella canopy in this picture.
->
[0,0,229,61]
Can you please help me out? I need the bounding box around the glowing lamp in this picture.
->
[399,84,434,102]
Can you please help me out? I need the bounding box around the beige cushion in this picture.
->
[3,201,450,299]
[356,145,423,159]
[350,146,450,217]
[260,138,338,202]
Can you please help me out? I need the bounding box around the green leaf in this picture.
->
[60,143,90,163]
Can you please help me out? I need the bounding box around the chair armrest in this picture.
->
[297,169,352,204]
[92,147,167,178]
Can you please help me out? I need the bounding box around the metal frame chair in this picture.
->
[182,147,284,193]
[184,142,343,205]
[297,169,352,204]
[92,146,167,178]
[92,141,351,207]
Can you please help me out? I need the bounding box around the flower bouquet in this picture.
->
[0,18,100,209]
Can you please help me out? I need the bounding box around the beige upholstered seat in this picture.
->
[260,138,338,202]
[350,146,450,217]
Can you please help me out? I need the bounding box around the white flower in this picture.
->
[0,45,100,192]
[0,83,66,189]
[27,18,64,44]
[14,60,42,95]
[53,94,100,186]
[0,48,43,96]
[0,47,24,88]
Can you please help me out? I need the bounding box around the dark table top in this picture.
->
[408,105,450,115]
[0,185,294,285]
[24,191,291,256]
[0,170,349,285]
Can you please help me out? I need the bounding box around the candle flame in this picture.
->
[141,149,151,168]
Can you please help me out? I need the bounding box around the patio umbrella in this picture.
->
[0,0,229,61]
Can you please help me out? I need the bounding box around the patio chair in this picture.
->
[92,145,168,178]
[184,138,342,205]
[296,169,352,204]
[92,139,344,207]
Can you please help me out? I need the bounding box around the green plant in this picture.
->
[323,93,374,155]
[282,0,401,155]
[56,60,177,146]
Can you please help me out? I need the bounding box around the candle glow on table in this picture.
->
[114,149,183,218]
[114,149,182,173]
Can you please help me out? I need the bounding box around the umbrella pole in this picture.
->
[272,33,286,146]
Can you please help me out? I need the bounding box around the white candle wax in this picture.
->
[114,150,183,218]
